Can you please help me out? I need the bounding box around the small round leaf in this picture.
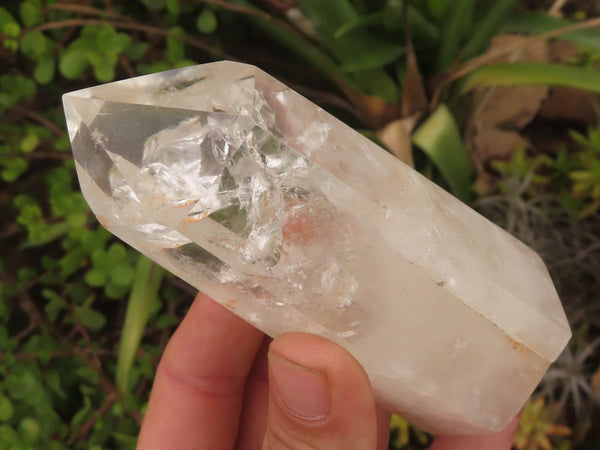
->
[85,268,106,287]
[59,49,89,80]
[78,308,106,331]
[110,262,134,286]
[196,9,217,34]
[0,395,14,421]
[33,55,55,84]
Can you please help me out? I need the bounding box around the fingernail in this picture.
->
[268,352,331,421]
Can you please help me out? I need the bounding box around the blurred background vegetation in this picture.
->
[1,0,600,448]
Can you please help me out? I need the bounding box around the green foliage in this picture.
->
[196,8,218,35]
[0,0,598,448]
[491,124,600,218]
[463,63,600,94]
[568,127,600,217]
[116,257,164,396]
[59,25,132,82]
[412,104,472,202]
[502,12,600,50]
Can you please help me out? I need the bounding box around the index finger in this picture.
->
[138,293,264,450]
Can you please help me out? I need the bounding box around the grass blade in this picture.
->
[463,63,600,94]
[232,0,359,93]
[425,0,452,24]
[334,12,383,38]
[437,0,475,71]
[301,0,404,73]
[381,1,440,43]
[502,12,600,50]
[412,104,472,202]
[115,255,164,396]
[461,0,519,60]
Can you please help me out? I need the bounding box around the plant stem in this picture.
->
[8,105,65,136]
[116,256,164,396]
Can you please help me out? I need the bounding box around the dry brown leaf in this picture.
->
[472,127,531,161]
[466,34,550,163]
[344,88,403,129]
[475,84,549,129]
[540,87,600,124]
[592,364,600,400]
[402,19,428,117]
[549,40,580,63]
[474,34,550,129]
[376,116,418,167]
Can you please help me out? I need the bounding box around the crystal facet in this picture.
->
[63,61,571,434]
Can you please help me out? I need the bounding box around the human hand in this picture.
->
[138,293,521,449]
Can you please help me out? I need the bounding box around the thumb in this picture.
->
[262,333,379,449]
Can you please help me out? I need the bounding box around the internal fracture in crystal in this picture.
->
[63,61,571,435]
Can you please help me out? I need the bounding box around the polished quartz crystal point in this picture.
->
[63,61,571,435]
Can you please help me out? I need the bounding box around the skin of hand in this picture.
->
[137,293,521,449]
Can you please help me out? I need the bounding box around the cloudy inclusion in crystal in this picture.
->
[63,61,571,435]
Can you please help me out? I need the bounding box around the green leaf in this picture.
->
[95,26,117,54]
[20,31,47,59]
[0,75,37,107]
[381,1,440,43]
[107,243,127,262]
[53,134,70,151]
[59,248,86,278]
[5,371,38,400]
[92,61,115,83]
[77,308,106,331]
[197,8,218,34]
[302,0,404,72]
[19,133,39,153]
[59,49,89,79]
[232,0,359,94]
[82,228,110,254]
[334,11,382,38]
[45,371,68,400]
[126,42,149,61]
[0,394,14,421]
[412,104,472,201]
[2,22,20,39]
[66,212,87,228]
[353,69,399,103]
[116,256,164,396]
[462,63,600,94]
[19,418,40,444]
[426,0,452,23]
[166,26,185,63]
[0,425,21,447]
[21,221,70,248]
[166,0,180,16]
[20,1,43,27]
[70,407,91,428]
[437,0,474,70]
[104,281,130,300]
[42,289,66,322]
[0,157,28,182]
[155,313,179,329]
[33,55,55,84]
[340,44,405,73]
[461,0,519,59]
[110,262,135,286]
[0,7,17,30]
[501,12,600,50]
[85,268,106,287]
[112,432,137,449]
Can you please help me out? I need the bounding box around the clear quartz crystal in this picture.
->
[63,61,571,435]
